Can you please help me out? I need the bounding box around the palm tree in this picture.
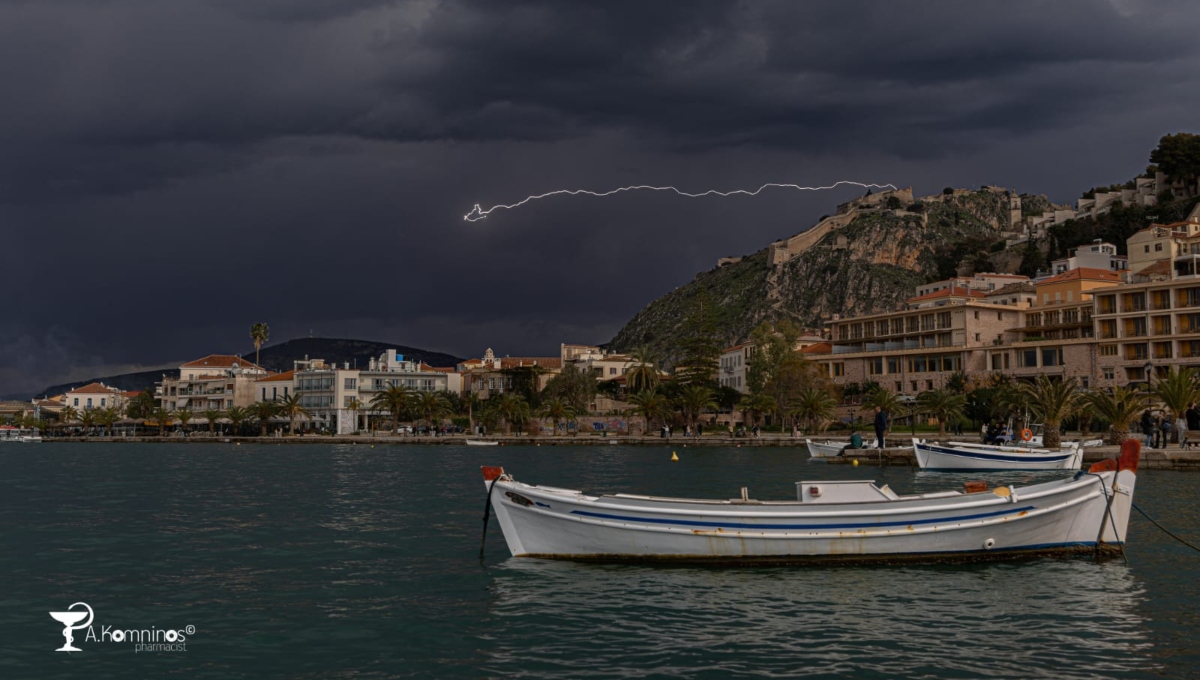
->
[149,408,174,436]
[1017,376,1079,448]
[277,394,312,435]
[538,396,577,436]
[494,393,531,434]
[675,384,717,430]
[249,322,270,368]
[176,408,194,436]
[630,390,673,434]
[862,387,904,416]
[346,398,365,433]
[249,401,280,436]
[226,406,250,436]
[737,393,776,429]
[916,389,967,437]
[791,386,838,434]
[1152,367,1199,441]
[626,345,660,394]
[461,392,482,432]
[202,408,225,434]
[1087,386,1148,444]
[78,409,97,437]
[369,384,411,433]
[94,407,119,437]
[996,384,1032,431]
[1073,399,1095,437]
[415,391,450,430]
[59,405,78,434]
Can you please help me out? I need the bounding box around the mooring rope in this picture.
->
[1133,502,1200,554]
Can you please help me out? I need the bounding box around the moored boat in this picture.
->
[466,439,499,446]
[479,441,1140,563]
[914,439,1083,471]
[806,438,877,458]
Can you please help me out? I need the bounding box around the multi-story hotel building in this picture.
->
[1092,272,1200,386]
[157,355,268,412]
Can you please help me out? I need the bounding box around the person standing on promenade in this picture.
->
[1141,409,1154,448]
[873,406,887,450]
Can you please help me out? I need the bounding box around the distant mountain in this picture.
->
[34,337,463,398]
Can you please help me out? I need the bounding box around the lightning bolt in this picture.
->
[463,180,899,221]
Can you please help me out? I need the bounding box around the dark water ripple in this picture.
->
[0,443,1196,679]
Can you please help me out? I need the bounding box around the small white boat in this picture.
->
[479,442,1140,563]
[914,439,1083,471]
[18,435,43,443]
[806,438,877,458]
[466,439,499,447]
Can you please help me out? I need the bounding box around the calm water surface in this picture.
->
[2,443,1198,679]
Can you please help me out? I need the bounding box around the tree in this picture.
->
[626,346,661,394]
[790,386,837,434]
[737,393,776,428]
[503,365,546,407]
[676,384,717,430]
[176,408,194,435]
[126,391,157,420]
[94,407,120,437]
[78,409,96,437]
[945,371,969,394]
[346,398,365,433]
[226,406,250,436]
[1018,376,1079,448]
[202,409,225,434]
[1149,132,1200,186]
[1017,240,1047,278]
[249,401,280,436]
[1151,367,1199,426]
[149,408,174,436]
[415,391,450,429]
[1086,386,1147,444]
[493,393,530,434]
[538,396,577,436]
[630,391,673,433]
[916,389,967,437]
[970,251,993,274]
[249,322,270,368]
[369,384,411,432]
[862,387,903,416]
[277,394,312,434]
[885,195,903,209]
[60,405,78,430]
[541,366,598,413]
[673,289,722,388]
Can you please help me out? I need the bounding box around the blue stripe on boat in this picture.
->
[568,505,1036,530]
[919,443,1072,463]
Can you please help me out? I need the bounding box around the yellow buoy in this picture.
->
[852,459,859,467]
[671,452,679,461]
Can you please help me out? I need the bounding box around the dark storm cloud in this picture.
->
[3,0,1200,397]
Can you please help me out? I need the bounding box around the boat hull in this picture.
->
[914,440,1083,471]
[805,440,847,458]
[482,458,1136,563]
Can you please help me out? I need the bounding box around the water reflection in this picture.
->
[486,558,1154,679]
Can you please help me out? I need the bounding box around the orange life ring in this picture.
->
[1020,428,1034,442]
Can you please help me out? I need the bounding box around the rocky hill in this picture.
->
[607,189,1025,361]
[35,337,462,398]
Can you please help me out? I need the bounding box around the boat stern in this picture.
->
[1087,440,1140,545]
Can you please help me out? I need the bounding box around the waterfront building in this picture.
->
[156,355,268,412]
[914,273,1029,298]
[64,382,124,410]
[255,370,295,403]
[458,348,562,399]
[984,281,1036,307]
[719,334,827,394]
[560,343,636,381]
[292,350,453,433]
[1126,218,1200,276]
[1092,274,1200,387]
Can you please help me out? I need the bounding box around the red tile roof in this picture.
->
[256,370,295,383]
[801,341,833,355]
[1036,267,1123,285]
[68,382,119,395]
[180,354,263,370]
[722,342,752,353]
[499,357,563,370]
[906,286,987,303]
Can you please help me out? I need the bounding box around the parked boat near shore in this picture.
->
[479,441,1139,563]
[914,439,1083,471]
[466,439,499,447]
[806,439,877,459]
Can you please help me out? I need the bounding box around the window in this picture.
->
[868,357,884,375]
[910,356,927,373]
[1019,349,1038,368]
[1099,344,1117,356]
[974,333,981,341]
[1097,295,1116,314]
[1103,368,1115,380]
[832,363,845,377]
[1144,245,1150,253]
[1099,320,1117,339]
[926,380,934,390]
[911,381,918,391]
[1067,291,1073,302]
[1155,243,1163,252]
[73,398,79,406]
[887,357,899,374]
[86,398,93,408]
[100,398,106,407]
[974,311,979,320]
[609,367,617,375]
[344,378,357,390]
[895,382,902,391]
[1041,347,1062,367]
[997,312,1004,320]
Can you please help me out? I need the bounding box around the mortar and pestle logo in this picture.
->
[49,602,93,652]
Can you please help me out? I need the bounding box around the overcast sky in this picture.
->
[4,0,1200,397]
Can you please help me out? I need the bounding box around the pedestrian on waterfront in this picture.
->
[1175,406,1188,446]
[849,429,863,449]
[698,423,703,437]
[873,406,887,450]
[1188,402,1200,432]
[1141,409,1154,448]
[1161,411,1175,449]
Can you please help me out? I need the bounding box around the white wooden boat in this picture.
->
[806,438,877,458]
[466,439,499,446]
[479,442,1140,563]
[914,439,1083,471]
